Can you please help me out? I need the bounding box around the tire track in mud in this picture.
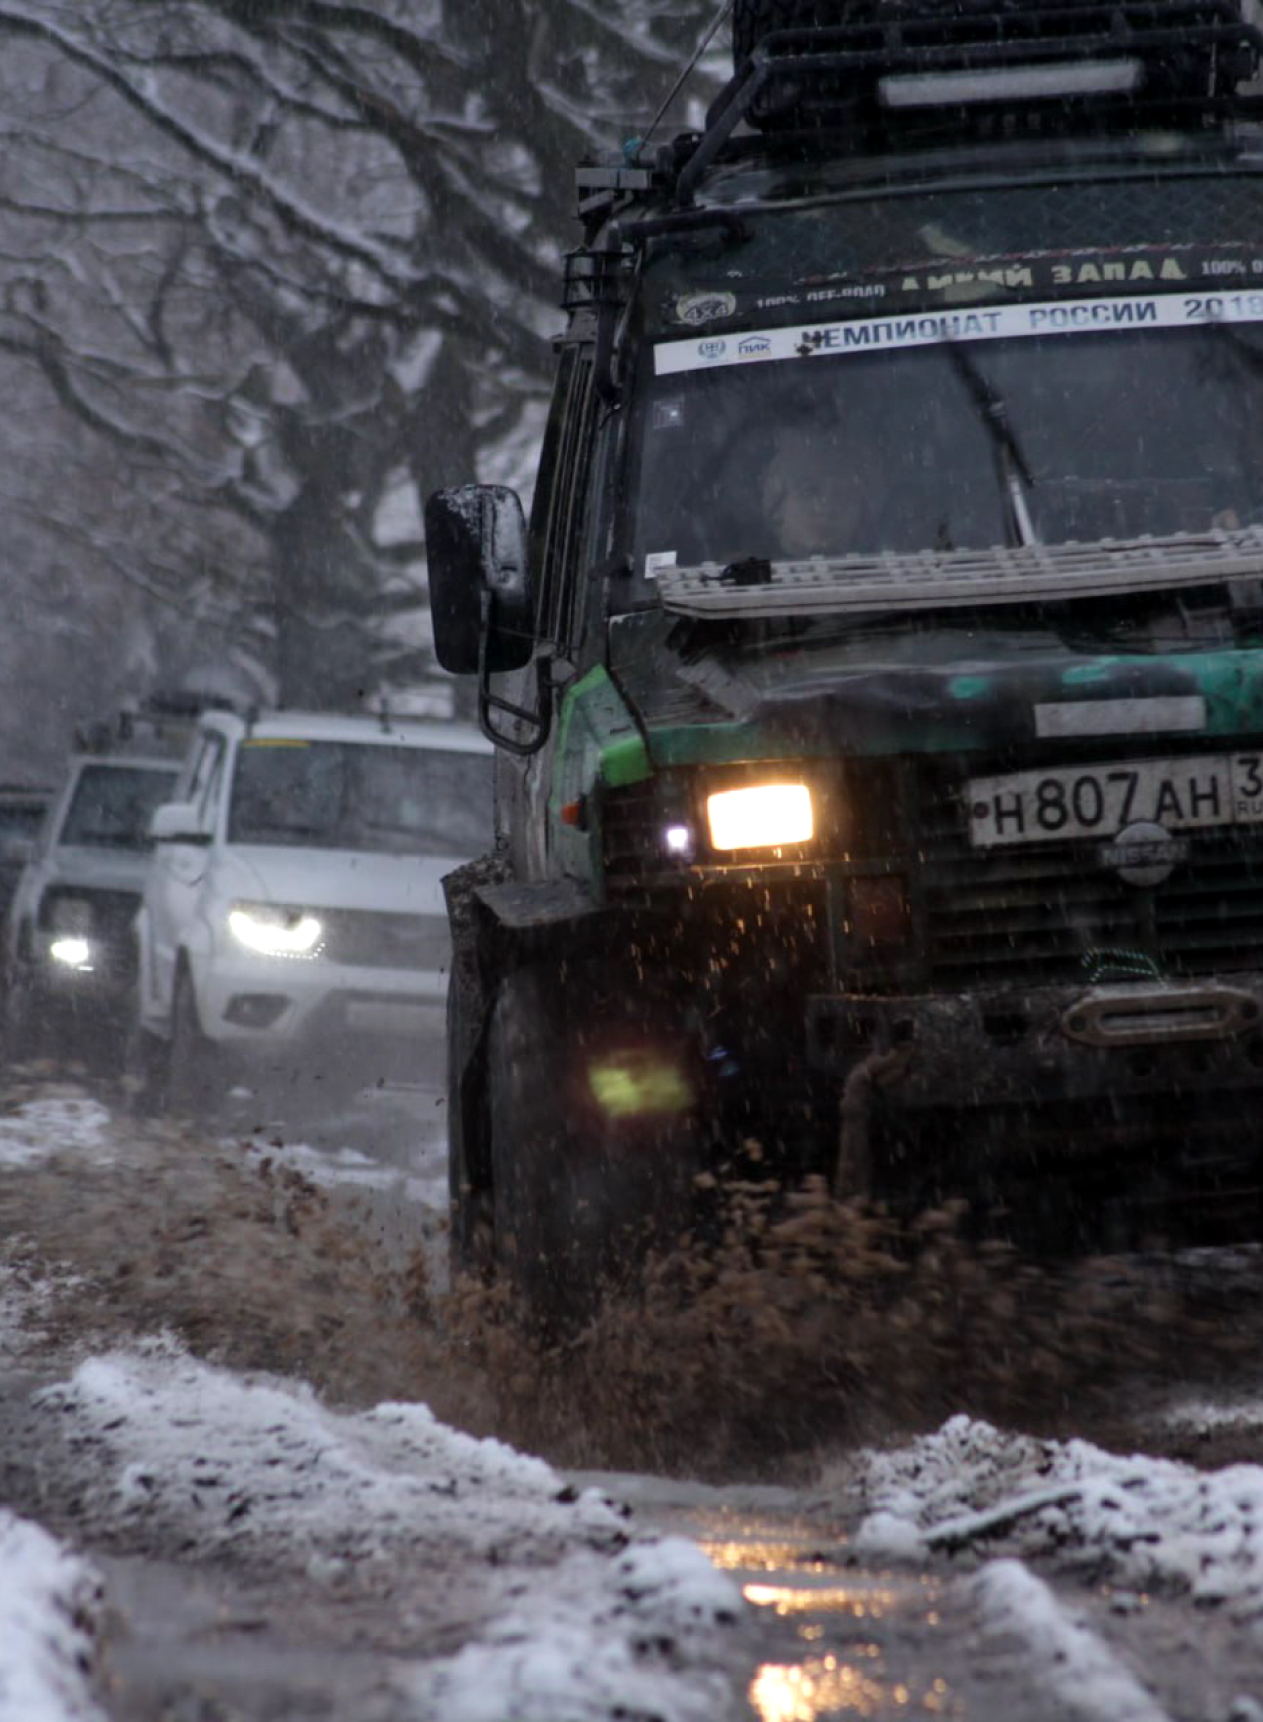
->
[0,1079,492,1432]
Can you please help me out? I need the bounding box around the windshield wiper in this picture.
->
[945,342,1038,549]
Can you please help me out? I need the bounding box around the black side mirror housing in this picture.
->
[424,485,534,674]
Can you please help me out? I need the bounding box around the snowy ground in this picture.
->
[2,1339,742,1722]
[3,1085,1263,1720]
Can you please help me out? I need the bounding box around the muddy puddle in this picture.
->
[3,1077,1259,1482]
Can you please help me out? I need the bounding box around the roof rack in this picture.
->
[71,693,229,759]
[671,0,1263,204]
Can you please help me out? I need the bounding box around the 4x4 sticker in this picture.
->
[654,290,1263,375]
[672,291,737,326]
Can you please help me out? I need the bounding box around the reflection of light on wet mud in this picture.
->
[740,1564,955,1719]
[751,1662,954,1720]
[750,1658,886,1719]
[743,1582,897,1618]
[701,1540,831,1574]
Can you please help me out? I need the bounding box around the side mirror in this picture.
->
[149,802,211,846]
[424,485,534,674]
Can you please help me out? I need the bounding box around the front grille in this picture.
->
[918,764,1263,987]
[317,909,449,971]
[603,759,1263,991]
[39,887,140,977]
[602,782,665,891]
[39,886,141,934]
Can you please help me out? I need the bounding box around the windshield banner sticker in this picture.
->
[654,290,1263,375]
[648,246,1263,331]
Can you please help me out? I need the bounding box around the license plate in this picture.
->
[345,1001,441,1035]
[967,752,1263,848]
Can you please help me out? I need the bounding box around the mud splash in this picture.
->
[451,1178,1255,1476]
[0,1083,493,1434]
[3,1080,1256,1482]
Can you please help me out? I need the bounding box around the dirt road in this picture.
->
[2,1070,1262,1721]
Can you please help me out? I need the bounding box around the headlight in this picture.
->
[706,783,814,851]
[228,902,324,958]
[49,937,92,969]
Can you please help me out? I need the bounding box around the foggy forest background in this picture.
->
[0,0,725,778]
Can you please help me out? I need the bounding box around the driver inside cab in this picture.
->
[760,417,890,558]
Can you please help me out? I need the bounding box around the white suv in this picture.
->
[5,735,184,1064]
[133,708,493,1106]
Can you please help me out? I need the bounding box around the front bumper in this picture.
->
[807,974,1263,1109]
[193,947,448,1048]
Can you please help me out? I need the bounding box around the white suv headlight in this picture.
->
[50,937,93,969]
[228,902,324,958]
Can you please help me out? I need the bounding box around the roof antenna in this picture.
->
[629,0,732,165]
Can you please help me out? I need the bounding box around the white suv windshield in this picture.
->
[61,765,177,850]
[227,740,492,857]
[631,322,1263,589]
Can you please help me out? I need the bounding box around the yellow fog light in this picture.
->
[706,783,813,851]
[587,1050,693,1120]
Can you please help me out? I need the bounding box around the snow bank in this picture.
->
[973,1559,1168,1722]
[35,1338,626,1567]
[1162,1395,1263,1436]
[415,1537,740,1722]
[33,1342,743,1721]
[0,1510,104,1722]
[855,1412,1263,1607]
[0,1099,112,1171]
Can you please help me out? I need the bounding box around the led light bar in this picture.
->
[880,58,1144,109]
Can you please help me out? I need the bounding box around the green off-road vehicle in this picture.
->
[429,0,1263,1316]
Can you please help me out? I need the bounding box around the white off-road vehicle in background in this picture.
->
[131,707,494,1110]
[3,713,187,1065]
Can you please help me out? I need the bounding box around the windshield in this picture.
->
[227,740,493,857]
[0,802,45,846]
[629,321,1263,593]
[60,765,178,850]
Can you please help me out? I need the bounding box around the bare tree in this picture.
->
[0,0,724,715]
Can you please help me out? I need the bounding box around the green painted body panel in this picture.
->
[599,623,1261,771]
[550,666,652,888]
[628,644,1263,769]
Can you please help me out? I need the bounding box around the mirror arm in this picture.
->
[476,591,553,757]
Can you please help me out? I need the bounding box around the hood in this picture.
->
[607,611,1263,768]
[209,845,462,918]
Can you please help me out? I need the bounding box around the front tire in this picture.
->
[447,969,493,1280]
[123,1009,169,1116]
[167,965,220,1119]
[3,945,47,1067]
[485,963,704,1329]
